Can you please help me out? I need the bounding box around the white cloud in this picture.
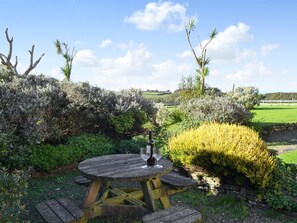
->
[207,23,254,62]
[100,39,112,48]
[49,68,64,80]
[179,23,255,64]
[93,42,153,81]
[261,44,279,56]
[74,49,98,66]
[226,61,271,81]
[124,1,191,32]
[86,42,189,91]
[176,50,192,58]
[234,48,257,63]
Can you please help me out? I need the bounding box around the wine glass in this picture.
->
[140,147,150,168]
[153,147,163,168]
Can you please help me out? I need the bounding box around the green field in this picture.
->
[252,104,297,127]
[143,91,170,97]
[278,150,297,164]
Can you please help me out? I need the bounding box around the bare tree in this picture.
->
[185,19,217,95]
[0,28,45,76]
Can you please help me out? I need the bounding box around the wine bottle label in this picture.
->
[146,145,151,153]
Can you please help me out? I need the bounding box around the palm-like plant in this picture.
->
[185,19,217,95]
[55,39,76,81]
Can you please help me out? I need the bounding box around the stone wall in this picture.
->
[262,122,297,136]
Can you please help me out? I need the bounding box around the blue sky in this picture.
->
[1,0,296,93]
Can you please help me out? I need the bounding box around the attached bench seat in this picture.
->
[74,175,91,186]
[160,171,197,189]
[142,206,202,223]
[36,198,84,223]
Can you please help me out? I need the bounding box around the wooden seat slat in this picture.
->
[44,199,77,223]
[36,202,63,223]
[160,172,197,188]
[36,198,83,223]
[142,206,202,223]
[57,198,84,220]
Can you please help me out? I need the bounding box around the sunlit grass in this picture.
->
[252,104,297,127]
[278,150,297,164]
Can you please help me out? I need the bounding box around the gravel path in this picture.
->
[264,128,297,154]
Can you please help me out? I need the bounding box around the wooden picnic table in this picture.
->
[78,154,173,220]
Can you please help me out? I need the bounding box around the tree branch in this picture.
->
[23,45,45,75]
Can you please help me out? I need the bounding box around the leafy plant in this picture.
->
[28,144,81,171]
[114,135,147,154]
[260,159,297,211]
[0,168,30,222]
[66,133,114,159]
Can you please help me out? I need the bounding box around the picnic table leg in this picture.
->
[83,179,102,208]
[152,177,171,209]
[140,180,157,211]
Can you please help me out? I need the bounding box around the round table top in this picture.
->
[78,154,173,182]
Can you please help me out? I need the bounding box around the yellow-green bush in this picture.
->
[168,123,276,188]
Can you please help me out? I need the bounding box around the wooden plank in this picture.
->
[101,204,147,218]
[57,198,83,220]
[36,202,63,223]
[143,206,202,223]
[161,172,197,188]
[141,180,157,211]
[109,188,146,206]
[152,177,171,209]
[44,199,76,223]
[83,180,102,208]
[78,154,173,182]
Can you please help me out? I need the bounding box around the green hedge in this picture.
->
[28,134,114,171]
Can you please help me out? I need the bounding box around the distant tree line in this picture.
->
[263,92,297,100]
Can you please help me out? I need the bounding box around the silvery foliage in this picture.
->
[0,74,62,145]
[154,103,169,125]
[227,86,261,110]
[0,71,157,149]
[181,96,253,125]
[114,88,156,117]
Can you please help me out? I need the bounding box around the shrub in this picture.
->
[0,168,30,222]
[180,96,253,125]
[109,109,148,136]
[66,134,114,159]
[28,144,80,171]
[168,123,276,189]
[227,86,261,109]
[260,159,297,210]
[114,135,147,154]
[28,134,114,171]
[0,74,70,145]
[0,72,156,168]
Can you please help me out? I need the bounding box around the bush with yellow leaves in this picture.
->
[168,122,276,189]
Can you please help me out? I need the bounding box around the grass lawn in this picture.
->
[252,104,297,127]
[22,169,297,223]
[278,150,297,164]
